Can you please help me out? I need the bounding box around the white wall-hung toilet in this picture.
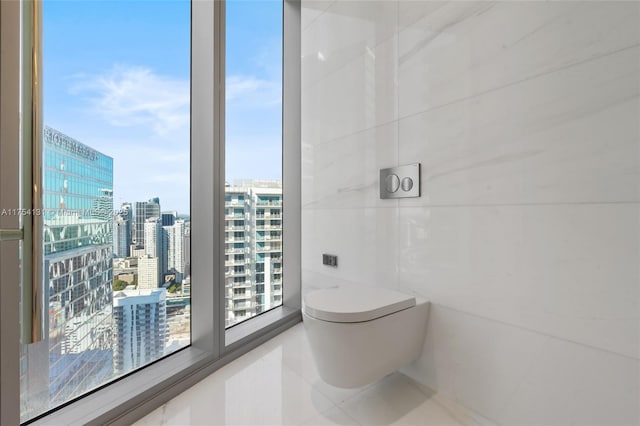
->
[302,287,429,388]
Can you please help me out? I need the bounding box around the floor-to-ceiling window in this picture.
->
[0,1,299,424]
[20,1,192,422]
[225,0,284,328]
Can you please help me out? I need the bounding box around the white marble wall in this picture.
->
[301,1,640,424]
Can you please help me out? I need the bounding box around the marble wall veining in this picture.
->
[301,1,640,424]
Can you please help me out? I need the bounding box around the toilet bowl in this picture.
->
[302,287,429,388]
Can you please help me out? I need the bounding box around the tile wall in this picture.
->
[301,1,640,424]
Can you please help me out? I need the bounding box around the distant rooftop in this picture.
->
[113,288,166,302]
[227,179,282,189]
[44,125,112,162]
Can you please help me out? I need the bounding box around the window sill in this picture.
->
[225,305,299,347]
[33,307,301,426]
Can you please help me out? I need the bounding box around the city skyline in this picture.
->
[23,125,193,422]
[43,0,282,212]
[21,126,116,420]
[24,1,283,421]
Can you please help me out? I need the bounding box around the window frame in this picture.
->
[0,0,301,424]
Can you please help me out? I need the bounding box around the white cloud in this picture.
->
[105,142,190,211]
[226,75,281,106]
[70,65,280,138]
[71,65,190,136]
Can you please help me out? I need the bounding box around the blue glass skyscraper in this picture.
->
[42,126,114,404]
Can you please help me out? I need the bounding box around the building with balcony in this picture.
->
[138,255,160,290]
[224,180,282,327]
[112,289,167,375]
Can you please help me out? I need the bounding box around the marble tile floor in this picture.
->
[134,323,462,426]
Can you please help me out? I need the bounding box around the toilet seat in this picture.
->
[303,287,416,323]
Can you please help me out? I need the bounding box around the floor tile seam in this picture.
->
[203,358,332,426]
[289,357,375,408]
[276,357,341,410]
[426,396,471,426]
[293,381,343,426]
[437,392,500,426]
[288,364,357,407]
[330,405,364,426]
[294,405,339,426]
[401,374,441,401]
[336,377,412,421]
[442,385,501,426]
[337,394,414,426]
[413,383,485,426]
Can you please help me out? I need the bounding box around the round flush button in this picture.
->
[385,174,400,193]
[401,177,413,192]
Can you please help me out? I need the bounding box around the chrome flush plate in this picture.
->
[380,163,421,199]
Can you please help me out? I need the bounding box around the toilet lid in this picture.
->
[303,287,416,323]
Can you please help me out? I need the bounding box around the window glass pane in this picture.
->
[20,1,191,421]
[225,0,283,328]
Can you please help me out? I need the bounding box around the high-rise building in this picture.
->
[113,203,132,258]
[161,211,177,227]
[138,255,160,290]
[119,202,132,221]
[134,198,160,246]
[224,180,282,327]
[248,183,283,315]
[144,217,163,272]
[130,244,145,258]
[144,219,160,255]
[37,126,114,406]
[114,216,126,258]
[183,223,191,279]
[113,289,167,374]
[164,219,185,283]
[114,216,130,258]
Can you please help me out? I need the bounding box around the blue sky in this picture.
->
[43,0,283,214]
